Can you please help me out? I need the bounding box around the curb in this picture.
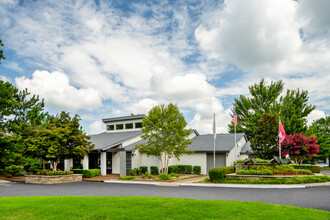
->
[179,183,306,189]
[104,181,157,185]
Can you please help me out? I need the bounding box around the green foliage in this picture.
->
[142,172,153,179]
[4,165,23,176]
[236,169,273,175]
[193,166,201,174]
[209,166,235,182]
[71,169,100,178]
[212,176,330,184]
[168,165,193,174]
[0,39,5,63]
[135,103,193,174]
[291,165,320,173]
[157,173,171,180]
[294,169,312,175]
[255,158,269,163]
[118,176,135,180]
[168,165,179,174]
[228,79,315,141]
[251,114,279,159]
[150,166,159,175]
[47,171,73,175]
[139,166,148,174]
[22,112,94,171]
[306,116,330,162]
[129,169,137,176]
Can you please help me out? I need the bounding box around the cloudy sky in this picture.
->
[0,0,329,134]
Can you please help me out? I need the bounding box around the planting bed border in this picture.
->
[25,174,83,184]
[226,173,319,179]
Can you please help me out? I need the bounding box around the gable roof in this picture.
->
[90,130,142,150]
[124,133,251,153]
[187,133,247,152]
[102,114,145,123]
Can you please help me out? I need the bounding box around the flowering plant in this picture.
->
[279,133,319,164]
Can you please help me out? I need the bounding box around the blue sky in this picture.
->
[0,0,329,134]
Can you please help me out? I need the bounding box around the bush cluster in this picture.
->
[157,173,179,180]
[139,166,148,174]
[236,169,273,175]
[193,166,201,174]
[142,172,153,179]
[294,169,312,175]
[47,171,73,175]
[209,166,235,182]
[168,165,202,174]
[291,165,320,173]
[71,169,100,178]
[118,176,135,180]
[150,166,159,175]
[4,165,24,177]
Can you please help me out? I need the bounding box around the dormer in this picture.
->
[102,114,145,132]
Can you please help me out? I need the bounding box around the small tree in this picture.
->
[280,133,319,164]
[23,112,94,171]
[134,103,192,174]
[251,114,279,159]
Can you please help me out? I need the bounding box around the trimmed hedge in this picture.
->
[193,166,201,174]
[71,169,100,178]
[294,169,312,175]
[168,165,193,174]
[236,169,273,175]
[209,166,234,182]
[291,165,320,173]
[139,166,148,174]
[150,166,159,175]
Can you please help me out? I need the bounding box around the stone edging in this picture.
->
[25,174,83,184]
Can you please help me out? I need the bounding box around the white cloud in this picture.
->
[89,120,104,134]
[305,110,326,126]
[4,61,24,72]
[128,99,159,115]
[15,70,102,111]
[0,75,11,83]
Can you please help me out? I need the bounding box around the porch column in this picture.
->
[100,152,107,176]
[83,154,89,170]
[120,151,126,177]
[64,159,72,171]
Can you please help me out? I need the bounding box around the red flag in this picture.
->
[233,110,237,127]
[278,121,286,142]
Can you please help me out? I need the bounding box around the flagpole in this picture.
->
[279,116,281,161]
[234,125,237,165]
[213,114,216,169]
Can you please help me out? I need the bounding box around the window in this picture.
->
[116,124,124,130]
[107,125,114,131]
[125,123,133,129]
[135,122,143,128]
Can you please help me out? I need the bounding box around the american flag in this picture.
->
[233,110,237,127]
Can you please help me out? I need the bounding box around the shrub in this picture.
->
[294,169,312,175]
[168,165,179,174]
[193,166,201,174]
[291,165,320,173]
[71,169,100,178]
[118,176,135,180]
[255,158,269,163]
[129,169,137,176]
[47,171,73,175]
[5,165,23,176]
[273,165,296,175]
[236,169,273,175]
[249,165,273,171]
[236,160,245,164]
[139,166,148,174]
[150,166,159,175]
[136,168,141,175]
[209,166,234,182]
[169,173,179,178]
[157,173,171,180]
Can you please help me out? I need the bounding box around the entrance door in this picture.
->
[126,152,131,175]
[89,152,100,169]
[106,152,112,174]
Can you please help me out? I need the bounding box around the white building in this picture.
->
[64,115,252,176]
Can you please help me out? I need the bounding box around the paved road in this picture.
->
[1,182,329,211]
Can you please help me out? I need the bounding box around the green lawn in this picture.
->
[0,196,329,219]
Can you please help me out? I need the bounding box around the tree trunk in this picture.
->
[42,159,46,170]
[160,153,164,174]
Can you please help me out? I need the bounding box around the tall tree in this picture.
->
[0,39,5,63]
[22,112,94,171]
[134,103,192,174]
[228,79,315,140]
[251,114,279,159]
[306,117,330,165]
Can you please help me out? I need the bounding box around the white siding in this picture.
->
[169,153,207,175]
[226,136,248,166]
